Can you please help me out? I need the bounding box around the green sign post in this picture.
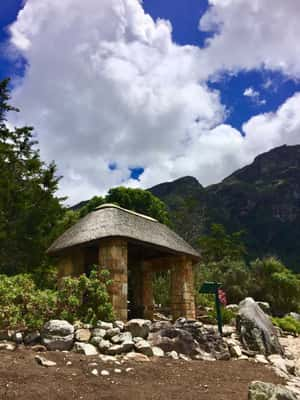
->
[199,281,223,335]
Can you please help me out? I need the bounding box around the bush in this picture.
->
[153,271,170,306]
[0,267,113,330]
[250,257,300,316]
[272,316,300,335]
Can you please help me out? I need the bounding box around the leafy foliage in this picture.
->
[0,267,113,330]
[153,271,171,306]
[106,187,170,225]
[250,257,300,316]
[199,223,247,263]
[272,316,300,334]
[0,78,64,275]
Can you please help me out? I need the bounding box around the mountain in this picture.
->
[149,145,300,271]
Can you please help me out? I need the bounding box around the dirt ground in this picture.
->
[0,349,283,400]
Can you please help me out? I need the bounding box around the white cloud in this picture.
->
[7,0,300,204]
[243,87,266,105]
[199,0,300,78]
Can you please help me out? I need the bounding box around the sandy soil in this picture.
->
[0,349,283,400]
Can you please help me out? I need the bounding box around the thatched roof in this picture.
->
[48,204,200,260]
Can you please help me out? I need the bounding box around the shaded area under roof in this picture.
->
[48,204,200,260]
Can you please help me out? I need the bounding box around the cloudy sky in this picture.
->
[1,0,300,204]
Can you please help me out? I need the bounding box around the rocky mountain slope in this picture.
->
[150,145,300,271]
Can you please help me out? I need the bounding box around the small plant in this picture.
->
[272,316,300,335]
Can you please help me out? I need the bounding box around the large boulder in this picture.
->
[248,381,297,400]
[125,319,151,339]
[237,298,283,356]
[41,320,74,351]
[148,327,199,356]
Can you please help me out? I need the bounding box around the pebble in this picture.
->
[101,370,110,376]
[91,369,98,376]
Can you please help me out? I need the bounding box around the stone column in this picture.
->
[98,239,128,321]
[171,256,196,320]
[142,261,154,320]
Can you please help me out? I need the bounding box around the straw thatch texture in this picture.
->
[48,204,200,259]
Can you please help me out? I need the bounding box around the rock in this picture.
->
[0,342,16,351]
[229,344,242,358]
[152,346,165,357]
[194,350,216,361]
[99,354,117,362]
[248,381,297,400]
[179,353,191,361]
[13,332,23,344]
[98,339,111,353]
[148,327,199,356]
[96,321,113,330]
[123,352,150,362]
[257,302,271,314]
[134,340,153,357]
[237,298,283,355]
[268,354,295,377]
[150,321,173,332]
[91,328,106,338]
[113,321,125,331]
[255,354,269,364]
[111,332,132,344]
[91,369,98,376]
[24,331,41,345]
[288,312,300,322]
[31,344,47,352]
[167,351,179,360]
[125,319,151,339]
[107,344,125,355]
[74,342,98,356]
[114,368,122,374]
[41,320,74,351]
[133,337,144,343]
[105,328,121,339]
[75,328,91,342]
[100,369,110,376]
[226,304,239,313]
[35,355,57,367]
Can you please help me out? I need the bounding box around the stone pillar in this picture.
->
[171,256,196,320]
[57,247,85,278]
[142,261,154,320]
[98,239,128,321]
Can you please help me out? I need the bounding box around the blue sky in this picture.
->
[1,0,300,202]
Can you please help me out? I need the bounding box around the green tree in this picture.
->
[0,78,63,275]
[199,223,247,263]
[106,186,170,224]
[249,257,300,315]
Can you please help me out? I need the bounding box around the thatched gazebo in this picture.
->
[48,204,200,321]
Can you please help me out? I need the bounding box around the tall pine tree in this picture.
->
[0,78,64,275]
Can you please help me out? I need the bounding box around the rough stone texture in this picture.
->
[123,352,150,362]
[174,318,230,359]
[171,257,196,320]
[111,332,132,344]
[134,340,153,357]
[125,319,151,339]
[237,298,283,356]
[98,239,128,321]
[24,331,41,346]
[97,339,111,353]
[105,327,120,339]
[35,355,57,367]
[152,346,164,357]
[75,329,91,343]
[95,322,113,330]
[73,342,98,356]
[41,320,74,351]
[148,327,198,356]
[248,381,297,400]
[257,302,271,314]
